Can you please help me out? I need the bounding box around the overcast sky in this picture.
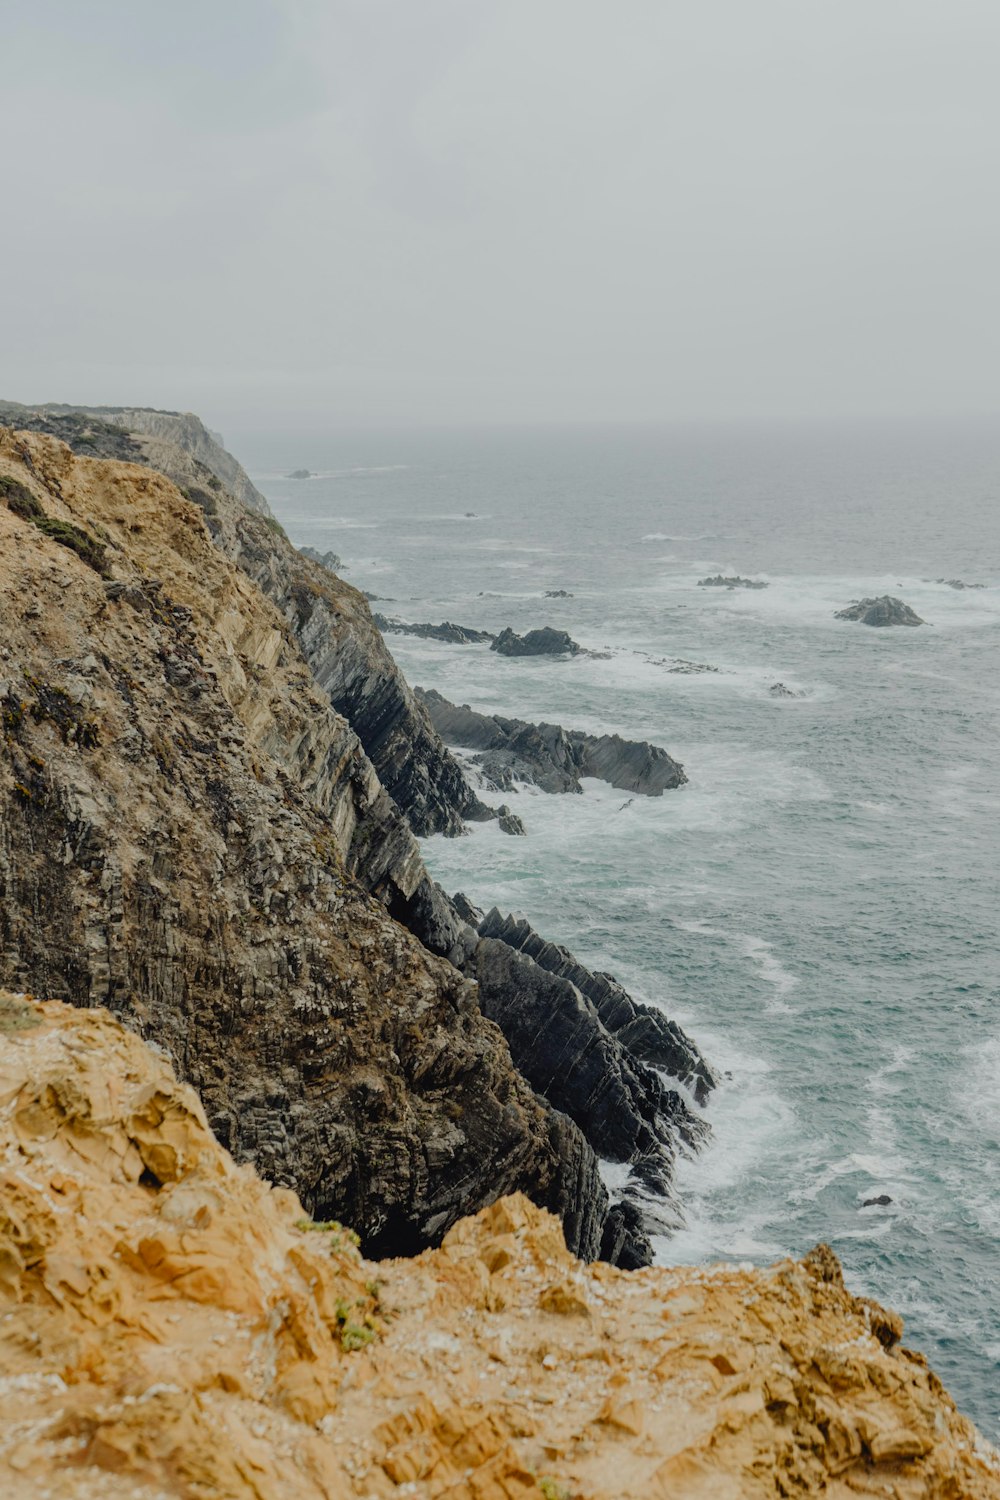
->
[2,0,998,434]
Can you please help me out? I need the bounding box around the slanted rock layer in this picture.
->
[417,687,686,796]
[0,428,603,1259]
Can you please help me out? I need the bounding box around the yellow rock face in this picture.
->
[0,992,997,1500]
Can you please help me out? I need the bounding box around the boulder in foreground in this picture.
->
[1,993,996,1500]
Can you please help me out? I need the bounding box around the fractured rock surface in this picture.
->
[0,429,604,1260]
[1,995,995,1500]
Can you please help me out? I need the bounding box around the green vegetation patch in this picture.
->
[33,516,108,575]
[0,474,45,520]
[1,474,109,575]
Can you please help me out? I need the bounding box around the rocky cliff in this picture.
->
[2,993,996,1500]
[0,401,494,840]
[0,400,273,515]
[0,428,612,1259]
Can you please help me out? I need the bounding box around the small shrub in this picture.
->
[0,475,44,521]
[33,516,108,575]
[262,514,288,540]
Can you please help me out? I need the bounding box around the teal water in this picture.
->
[245,420,1000,1438]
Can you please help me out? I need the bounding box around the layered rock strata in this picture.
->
[0,429,609,1259]
[0,402,491,838]
[2,994,996,1500]
[374,614,495,645]
[417,686,687,795]
[476,908,716,1103]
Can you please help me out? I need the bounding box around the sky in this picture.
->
[2,0,998,436]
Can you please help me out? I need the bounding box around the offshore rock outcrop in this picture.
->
[4,997,996,1500]
[835,595,926,626]
[417,686,687,796]
[0,428,611,1261]
[698,574,768,589]
[492,625,581,656]
[374,613,495,645]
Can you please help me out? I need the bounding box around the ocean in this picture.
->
[243,419,1000,1438]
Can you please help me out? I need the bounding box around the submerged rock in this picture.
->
[937,577,986,589]
[698,574,769,590]
[287,467,312,478]
[769,681,805,698]
[492,625,581,656]
[417,687,686,796]
[835,595,926,627]
[544,588,574,597]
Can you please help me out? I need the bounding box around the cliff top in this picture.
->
[1,991,996,1500]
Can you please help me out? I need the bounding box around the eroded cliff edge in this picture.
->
[1,994,996,1500]
[0,427,616,1258]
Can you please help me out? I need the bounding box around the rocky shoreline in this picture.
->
[0,407,705,1272]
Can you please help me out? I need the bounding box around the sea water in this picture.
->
[245,420,1000,1437]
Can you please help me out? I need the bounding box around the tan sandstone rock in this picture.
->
[0,993,996,1499]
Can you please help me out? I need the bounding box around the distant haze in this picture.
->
[3,0,999,436]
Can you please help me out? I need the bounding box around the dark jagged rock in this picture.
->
[600,1199,653,1270]
[937,578,985,590]
[417,687,687,797]
[299,545,342,572]
[863,1194,893,1207]
[477,909,715,1103]
[497,805,526,836]
[203,516,496,837]
[545,589,573,597]
[474,938,704,1239]
[492,626,581,656]
[374,614,495,645]
[769,681,805,698]
[698,575,768,590]
[835,595,926,627]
